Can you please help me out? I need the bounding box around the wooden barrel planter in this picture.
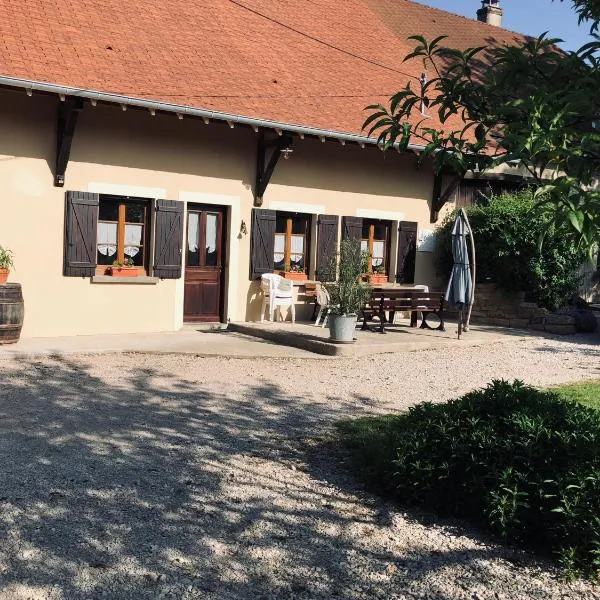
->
[0,284,24,344]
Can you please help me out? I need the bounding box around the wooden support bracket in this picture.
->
[55,96,84,187]
[254,132,293,206]
[430,170,463,223]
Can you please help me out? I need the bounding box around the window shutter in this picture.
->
[316,214,339,281]
[153,199,184,279]
[63,191,99,277]
[342,216,363,241]
[396,221,418,284]
[250,208,276,279]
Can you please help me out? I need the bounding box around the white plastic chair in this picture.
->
[314,283,331,328]
[260,273,295,323]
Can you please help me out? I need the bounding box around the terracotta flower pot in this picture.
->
[109,266,141,278]
[0,268,9,284]
[277,271,307,281]
[368,274,388,285]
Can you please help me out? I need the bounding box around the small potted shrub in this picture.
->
[368,265,388,285]
[279,265,308,281]
[0,246,14,284]
[108,258,140,278]
[322,239,371,343]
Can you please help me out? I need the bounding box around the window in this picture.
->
[274,212,310,273]
[97,196,149,272]
[361,220,390,274]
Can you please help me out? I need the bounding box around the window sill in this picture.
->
[91,275,160,285]
[292,279,316,286]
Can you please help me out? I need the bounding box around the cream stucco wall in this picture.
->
[0,88,447,337]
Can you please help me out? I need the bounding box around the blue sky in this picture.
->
[412,1,595,50]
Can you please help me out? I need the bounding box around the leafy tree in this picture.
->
[364,0,600,257]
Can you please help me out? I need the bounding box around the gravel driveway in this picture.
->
[0,334,599,599]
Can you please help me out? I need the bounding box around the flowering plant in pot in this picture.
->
[368,264,388,285]
[0,246,14,284]
[280,264,308,281]
[108,258,140,278]
[322,239,371,342]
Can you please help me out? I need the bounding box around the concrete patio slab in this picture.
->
[0,327,323,360]
[229,318,534,356]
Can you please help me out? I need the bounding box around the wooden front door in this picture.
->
[184,205,226,322]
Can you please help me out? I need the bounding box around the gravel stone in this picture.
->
[0,335,598,599]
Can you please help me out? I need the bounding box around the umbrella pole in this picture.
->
[458,309,463,339]
[461,208,476,332]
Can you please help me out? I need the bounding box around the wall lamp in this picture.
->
[239,220,248,236]
[280,146,294,160]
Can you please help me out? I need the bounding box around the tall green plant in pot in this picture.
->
[322,239,371,342]
[0,246,14,284]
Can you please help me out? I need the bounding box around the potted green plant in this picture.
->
[322,239,371,343]
[279,264,308,281]
[108,258,140,278]
[0,246,14,284]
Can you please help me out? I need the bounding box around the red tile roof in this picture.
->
[0,0,528,137]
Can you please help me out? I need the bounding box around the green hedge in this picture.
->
[338,381,600,579]
[435,192,587,310]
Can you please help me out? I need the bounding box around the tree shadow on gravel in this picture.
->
[0,356,591,600]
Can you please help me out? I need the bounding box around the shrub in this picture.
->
[435,191,588,310]
[322,239,371,315]
[338,381,600,579]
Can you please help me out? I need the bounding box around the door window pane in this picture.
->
[187,212,200,267]
[205,214,218,266]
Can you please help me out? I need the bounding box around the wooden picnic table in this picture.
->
[362,287,446,334]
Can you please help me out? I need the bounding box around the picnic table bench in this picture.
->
[362,288,446,334]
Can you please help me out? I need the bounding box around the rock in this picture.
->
[546,313,576,326]
[556,305,597,333]
[509,318,530,329]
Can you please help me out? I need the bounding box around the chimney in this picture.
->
[477,0,503,27]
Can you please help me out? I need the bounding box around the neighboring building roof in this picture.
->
[0,0,528,140]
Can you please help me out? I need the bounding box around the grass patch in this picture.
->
[337,380,600,579]
[553,380,600,411]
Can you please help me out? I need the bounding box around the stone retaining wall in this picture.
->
[469,284,577,335]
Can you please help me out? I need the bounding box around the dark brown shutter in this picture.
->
[342,216,363,241]
[316,214,339,281]
[153,199,184,279]
[396,221,418,284]
[63,191,99,277]
[250,208,276,279]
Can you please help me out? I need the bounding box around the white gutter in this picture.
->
[0,75,426,152]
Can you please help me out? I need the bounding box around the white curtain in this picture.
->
[274,234,285,264]
[97,222,117,257]
[124,224,142,257]
[205,214,217,253]
[188,213,199,253]
[291,235,304,255]
[372,241,384,266]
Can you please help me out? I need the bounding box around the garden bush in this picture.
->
[338,381,600,578]
[435,191,588,310]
